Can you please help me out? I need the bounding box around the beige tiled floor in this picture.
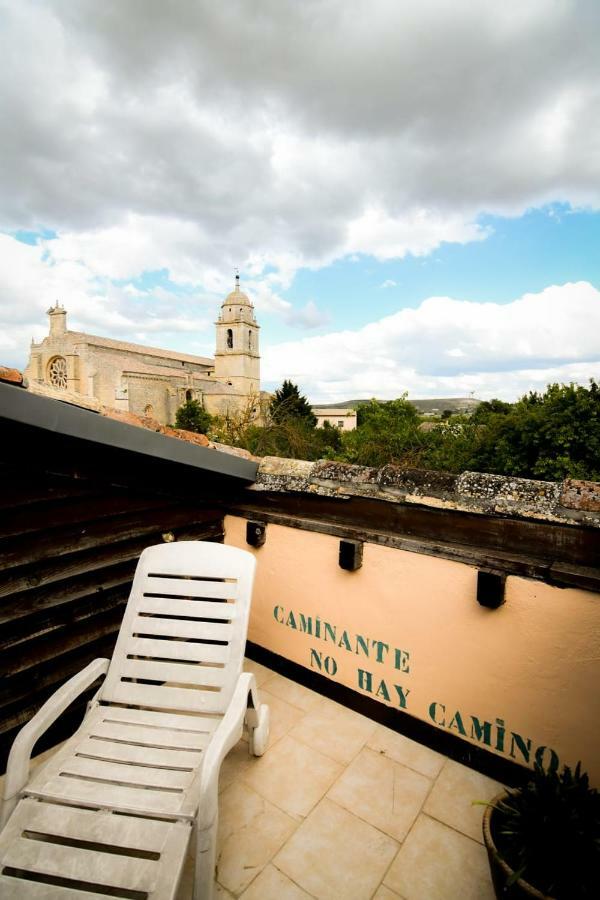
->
[1,659,502,900]
[187,658,501,899]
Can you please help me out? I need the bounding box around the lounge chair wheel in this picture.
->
[250,704,270,756]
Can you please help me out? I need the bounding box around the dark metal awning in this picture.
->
[0,381,258,490]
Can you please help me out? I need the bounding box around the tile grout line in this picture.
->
[326,743,437,821]
[287,721,376,768]
[418,754,498,846]
[215,737,307,899]
[375,754,444,893]
[418,809,488,847]
[215,788,303,899]
[271,861,320,900]
[259,677,327,715]
[236,735,337,823]
[324,794,402,851]
[274,795,402,900]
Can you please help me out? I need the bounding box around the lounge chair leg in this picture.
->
[193,815,217,900]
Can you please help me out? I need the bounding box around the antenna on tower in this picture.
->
[234,267,240,288]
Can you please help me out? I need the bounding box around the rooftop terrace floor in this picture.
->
[4,659,504,900]
[191,658,502,900]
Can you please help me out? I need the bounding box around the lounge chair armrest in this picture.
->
[1,657,110,822]
[183,672,260,824]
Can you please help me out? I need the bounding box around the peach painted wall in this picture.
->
[225,515,600,783]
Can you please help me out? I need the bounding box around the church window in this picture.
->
[226,329,233,349]
[185,389,193,401]
[248,330,252,350]
[48,356,67,390]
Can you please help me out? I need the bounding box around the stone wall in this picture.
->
[250,457,600,528]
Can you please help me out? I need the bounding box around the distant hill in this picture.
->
[410,397,480,414]
[312,397,481,415]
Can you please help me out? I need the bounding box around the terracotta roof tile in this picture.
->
[2,364,214,452]
[0,366,25,386]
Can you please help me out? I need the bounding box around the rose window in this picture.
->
[48,356,68,389]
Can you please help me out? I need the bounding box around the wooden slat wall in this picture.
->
[0,459,225,771]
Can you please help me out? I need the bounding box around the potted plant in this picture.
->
[481,762,599,899]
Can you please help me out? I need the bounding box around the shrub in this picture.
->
[174,399,212,434]
[490,762,600,898]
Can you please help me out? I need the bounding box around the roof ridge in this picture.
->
[53,330,214,365]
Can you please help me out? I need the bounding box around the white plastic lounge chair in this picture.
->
[0,541,269,899]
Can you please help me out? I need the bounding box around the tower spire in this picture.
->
[234,267,240,291]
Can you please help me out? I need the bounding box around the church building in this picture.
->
[25,275,261,425]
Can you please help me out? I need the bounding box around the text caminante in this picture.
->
[273,605,411,708]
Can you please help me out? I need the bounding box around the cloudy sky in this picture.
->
[1,0,599,401]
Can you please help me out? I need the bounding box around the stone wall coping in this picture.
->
[251,458,600,527]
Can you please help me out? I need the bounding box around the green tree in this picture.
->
[209,389,329,461]
[243,419,320,460]
[270,380,317,427]
[471,381,600,481]
[174,399,213,434]
[341,396,423,467]
[470,398,512,424]
[419,417,481,473]
[317,419,343,455]
[209,393,263,447]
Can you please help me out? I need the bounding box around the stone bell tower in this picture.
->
[214,274,260,397]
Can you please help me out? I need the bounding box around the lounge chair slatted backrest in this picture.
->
[101,541,255,715]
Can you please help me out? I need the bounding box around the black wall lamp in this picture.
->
[476,570,506,608]
[339,539,363,571]
[246,521,267,548]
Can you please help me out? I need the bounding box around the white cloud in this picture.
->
[262,282,600,401]
[381,279,397,289]
[345,208,489,261]
[47,214,227,286]
[0,234,214,365]
[0,0,598,287]
[285,300,331,330]
[1,0,599,388]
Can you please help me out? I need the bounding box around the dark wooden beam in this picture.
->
[227,492,600,592]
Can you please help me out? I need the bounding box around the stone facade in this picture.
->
[25,277,261,424]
